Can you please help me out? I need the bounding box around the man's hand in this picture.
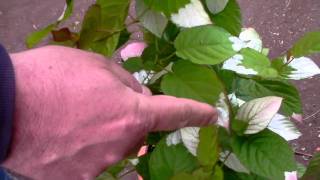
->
[2,46,217,180]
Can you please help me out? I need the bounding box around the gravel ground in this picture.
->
[0,0,319,167]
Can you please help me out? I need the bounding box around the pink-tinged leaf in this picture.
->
[285,171,298,180]
[237,96,283,134]
[120,42,147,61]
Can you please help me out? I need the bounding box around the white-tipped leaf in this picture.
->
[205,0,229,14]
[166,130,182,146]
[237,96,283,134]
[239,28,263,52]
[171,0,212,28]
[180,127,200,156]
[268,114,302,141]
[220,151,250,173]
[287,57,320,80]
[222,54,259,75]
[228,28,263,52]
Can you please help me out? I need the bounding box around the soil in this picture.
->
[0,0,319,169]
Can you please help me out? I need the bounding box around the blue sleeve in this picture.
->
[0,44,15,163]
[0,168,11,180]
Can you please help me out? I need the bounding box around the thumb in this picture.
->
[139,95,218,132]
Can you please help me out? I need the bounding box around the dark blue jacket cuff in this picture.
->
[0,167,11,180]
[0,44,15,163]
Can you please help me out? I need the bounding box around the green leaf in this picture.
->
[116,29,130,49]
[301,153,320,180]
[197,126,219,169]
[143,0,190,16]
[211,0,242,36]
[79,5,102,49]
[141,38,176,71]
[235,78,302,116]
[136,0,168,38]
[290,31,320,57]
[79,0,129,55]
[231,129,296,179]
[161,60,223,104]
[223,167,268,180]
[240,48,278,78]
[122,57,144,73]
[26,24,55,48]
[271,58,295,78]
[175,25,236,65]
[149,139,198,180]
[136,154,151,180]
[212,166,224,180]
[171,173,194,180]
[96,0,129,31]
[90,33,120,57]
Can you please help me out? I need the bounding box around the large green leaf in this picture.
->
[231,130,296,179]
[161,60,223,104]
[301,153,320,180]
[211,0,242,36]
[96,0,129,31]
[290,31,320,57]
[143,0,190,16]
[235,78,302,116]
[197,126,219,169]
[149,139,198,180]
[78,5,102,49]
[136,0,168,38]
[175,25,236,65]
[79,0,129,56]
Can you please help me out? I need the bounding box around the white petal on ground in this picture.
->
[205,0,229,14]
[133,70,153,84]
[166,130,182,146]
[171,0,212,28]
[285,171,298,180]
[180,127,200,156]
[239,28,263,52]
[287,57,320,80]
[216,93,230,129]
[120,42,147,61]
[220,151,250,174]
[268,114,302,141]
[222,54,258,75]
[229,36,245,52]
[237,96,283,134]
